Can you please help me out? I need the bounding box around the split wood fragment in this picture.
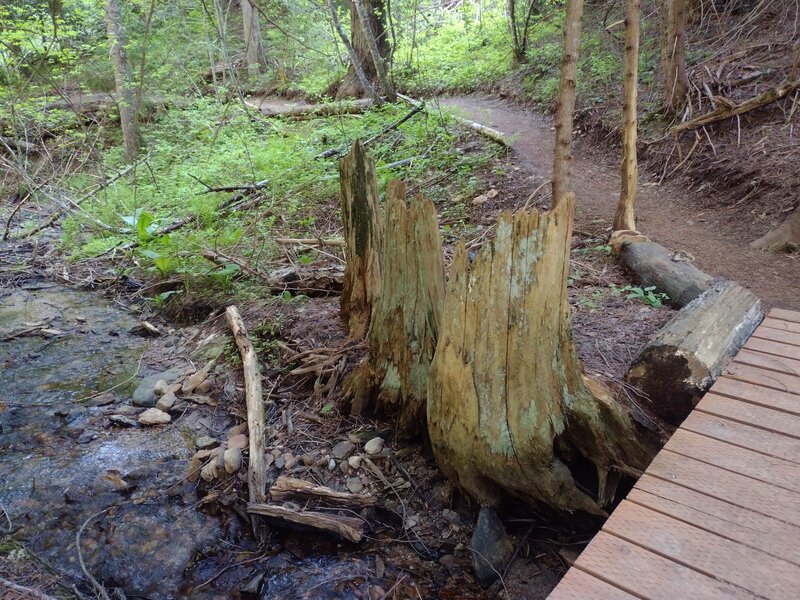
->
[270,476,375,507]
[247,503,364,542]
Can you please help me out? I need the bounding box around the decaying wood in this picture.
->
[245,97,373,118]
[627,280,763,426]
[352,0,397,101]
[247,503,364,542]
[0,577,60,600]
[620,240,713,307]
[660,0,689,112]
[551,0,584,206]
[339,140,382,338]
[0,136,35,154]
[225,306,269,534]
[270,476,376,507]
[275,237,345,247]
[614,0,641,232]
[672,80,800,133]
[751,205,800,252]
[428,194,651,514]
[349,181,445,437]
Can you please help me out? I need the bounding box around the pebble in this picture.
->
[283,453,298,469]
[227,434,248,450]
[194,379,212,394]
[155,392,177,411]
[224,447,242,474]
[138,408,171,426]
[346,477,364,494]
[228,423,248,437]
[153,380,170,396]
[195,436,218,450]
[328,458,336,471]
[471,506,514,587]
[274,455,286,469]
[300,453,316,466]
[331,440,356,460]
[108,415,139,428]
[364,437,384,455]
[181,370,208,394]
[86,393,115,407]
[442,508,462,525]
[169,401,189,414]
[348,455,362,470]
[201,455,222,481]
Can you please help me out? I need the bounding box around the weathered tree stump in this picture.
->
[339,140,382,338]
[349,181,445,436]
[428,195,651,514]
[627,280,763,426]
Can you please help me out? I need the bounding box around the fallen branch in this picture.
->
[672,80,800,133]
[275,237,345,247]
[247,503,364,542]
[0,135,36,154]
[270,476,376,507]
[0,577,60,600]
[76,509,112,600]
[244,98,373,118]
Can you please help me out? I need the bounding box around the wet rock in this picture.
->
[138,408,171,426]
[364,437,384,455]
[155,392,177,412]
[348,455,362,470]
[169,401,189,414]
[86,393,116,407]
[240,573,264,595]
[471,506,514,587]
[153,380,170,396]
[194,378,212,394]
[227,434,248,450]
[224,447,242,474]
[94,471,130,493]
[346,477,364,494]
[181,370,208,394]
[109,415,139,428]
[77,430,99,444]
[132,367,183,407]
[331,440,355,460]
[195,436,218,450]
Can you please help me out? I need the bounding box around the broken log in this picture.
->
[247,503,364,542]
[270,476,375,507]
[428,195,651,514]
[626,280,763,426]
[349,181,445,437]
[225,306,269,539]
[339,140,382,338]
[245,97,373,118]
[620,240,713,307]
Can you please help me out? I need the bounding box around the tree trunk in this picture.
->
[551,0,583,207]
[428,195,651,514]
[352,0,396,101]
[614,0,640,232]
[349,181,445,437]
[337,0,391,100]
[660,0,689,113]
[105,0,140,162]
[751,205,800,252]
[241,0,264,77]
[627,281,763,426]
[339,140,382,339]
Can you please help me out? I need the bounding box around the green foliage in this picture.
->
[612,284,669,308]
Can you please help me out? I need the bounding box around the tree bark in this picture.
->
[551,0,583,207]
[349,181,445,437]
[428,195,651,514]
[660,0,689,113]
[105,0,140,162]
[339,140,382,339]
[353,0,396,101]
[337,0,392,100]
[614,0,640,232]
[627,281,763,426]
[241,0,264,77]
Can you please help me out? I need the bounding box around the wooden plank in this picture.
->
[733,347,800,377]
[547,568,639,600]
[698,392,800,439]
[725,361,800,395]
[633,475,800,566]
[603,501,800,598]
[752,326,800,349]
[770,308,800,324]
[761,316,800,334]
[681,410,800,464]
[647,449,800,526]
[710,377,800,416]
[665,428,800,492]
[573,532,757,600]
[744,336,800,362]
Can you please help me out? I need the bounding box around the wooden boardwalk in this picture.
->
[549,308,800,600]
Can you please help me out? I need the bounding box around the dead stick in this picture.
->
[225,306,269,538]
[0,577,61,600]
[275,237,345,247]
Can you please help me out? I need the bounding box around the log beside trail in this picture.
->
[620,240,713,307]
[626,280,763,426]
[348,181,445,437]
[428,195,652,514]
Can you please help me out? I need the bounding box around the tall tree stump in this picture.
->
[339,140,382,339]
[428,196,651,514]
[349,181,445,436]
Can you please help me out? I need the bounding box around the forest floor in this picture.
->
[439,95,800,311]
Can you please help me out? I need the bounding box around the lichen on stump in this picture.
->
[427,195,651,514]
[339,140,382,339]
[349,181,445,436]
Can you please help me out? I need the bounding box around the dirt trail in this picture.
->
[440,96,799,311]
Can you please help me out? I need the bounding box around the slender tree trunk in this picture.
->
[508,0,522,63]
[352,0,396,101]
[327,0,383,105]
[105,0,140,162]
[337,0,392,100]
[660,0,689,112]
[241,0,264,77]
[614,0,640,232]
[551,0,583,207]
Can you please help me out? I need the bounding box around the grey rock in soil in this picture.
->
[108,415,139,428]
[364,437,385,455]
[471,506,514,587]
[86,393,116,407]
[155,392,177,411]
[331,440,356,460]
[346,477,364,494]
[138,408,171,425]
[223,447,242,474]
[195,436,218,450]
